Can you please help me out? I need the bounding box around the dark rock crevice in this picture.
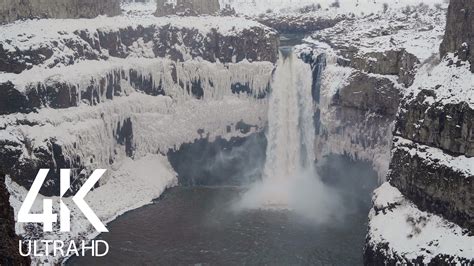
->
[0,173,31,265]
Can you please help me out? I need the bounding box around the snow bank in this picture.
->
[308,5,446,62]
[405,55,474,108]
[368,182,474,263]
[0,15,264,50]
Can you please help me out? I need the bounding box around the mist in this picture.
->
[234,168,345,225]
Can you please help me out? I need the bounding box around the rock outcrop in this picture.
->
[350,50,420,88]
[364,64,474,264]
[334,71,400,117]
[300,46,402,181]
[155,0,220,16]
[256,14,342,34]
[387,0,474,234]
[0,0,121,24]
[440,0,474,72]
[0,16,279,115]
[0,18,278,75]
[364,0,474,264]
[0,173,30,265]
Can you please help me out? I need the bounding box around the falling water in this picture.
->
[263,52,315,182]
[236,51,344,217]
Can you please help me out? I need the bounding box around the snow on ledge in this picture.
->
[219,0,445,16]
[1,57,275,100]
[0,15,271,54]
[405,55,474,108]
[368,182,474,263]
[394,137,474,178]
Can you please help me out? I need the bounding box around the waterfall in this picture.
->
[263,52,315,182]
[236,51,341,213]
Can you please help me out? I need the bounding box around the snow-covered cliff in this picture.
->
[296,2,473,263]
[0,3,278,263]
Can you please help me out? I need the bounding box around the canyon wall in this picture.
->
[0,16,278,115]
[364,1,474,264]
[0,0,121,24]
[155,0,220,16]
[305,51,401,180]
[389,0,473,235]
[0,11,278,263]
[299,7,430,180]
[297,4,473,263]
[0,16,277,196]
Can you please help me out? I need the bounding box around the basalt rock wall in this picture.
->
[0,0,121,24]
[0,22,278,75]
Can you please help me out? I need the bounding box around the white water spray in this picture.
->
[237,52,343,222]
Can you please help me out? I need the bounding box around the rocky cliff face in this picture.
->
[0,173,30,265]
[297,6,442,180]
[295,3,473,263]
[256,14,342,34]
[440,0,474,72]
[155,0,220,16]
[364,1,474,264]
[0,6,278,262]
[0,0,121,24]
[388,0,474,234]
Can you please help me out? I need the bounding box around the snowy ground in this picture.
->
[0,8,261,45]
[306,3,447,62]
[404,54,474,108]
[368,182,474,263]
[220,0,445,16]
